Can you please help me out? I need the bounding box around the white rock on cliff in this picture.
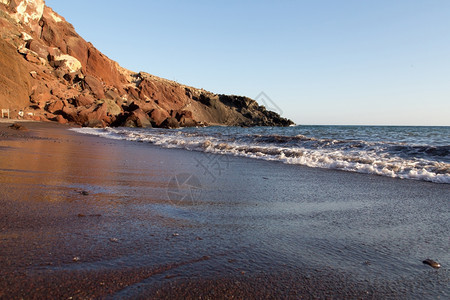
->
[15,0,44,23]
[54,54,82,73]
[3,0,45,34]
[21,31,33,41]
[48,9,62,22]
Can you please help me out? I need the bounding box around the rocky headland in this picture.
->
[0,0,293,128]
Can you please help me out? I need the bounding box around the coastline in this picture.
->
[0,122,448,299]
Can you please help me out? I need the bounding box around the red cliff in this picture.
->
[0,0,293,127]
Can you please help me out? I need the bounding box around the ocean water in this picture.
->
[72,125,450,184]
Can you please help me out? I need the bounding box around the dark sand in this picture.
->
[0,122,448,299]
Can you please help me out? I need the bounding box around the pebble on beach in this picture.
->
[422,259,441,268]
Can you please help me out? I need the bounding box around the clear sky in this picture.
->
[45,0,450,126]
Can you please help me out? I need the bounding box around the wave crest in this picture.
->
[71,127,450,184]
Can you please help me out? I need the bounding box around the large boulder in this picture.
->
[46,99,64,113]
[179,116,198,127]
[27,40,49,59]
[63,102,108,127]
[123,108,152,128]
[160,117,180,129]
[30,83,52,104]
[84,75,105,99]
[78,102,108,127]
[99,99,121,116]
[149,108,170,126]
[55,114,68,124]
[74,94,95,107]
[62,105,78,121]
[52,53,82,73]
[125,86,140,101]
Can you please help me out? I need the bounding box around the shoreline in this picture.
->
[0,121,448,298]
[73,125,450,184]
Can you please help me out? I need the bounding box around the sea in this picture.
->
[73,125,450,184]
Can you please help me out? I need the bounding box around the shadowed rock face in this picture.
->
[0,0,294,127]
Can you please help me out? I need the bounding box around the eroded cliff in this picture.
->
[0,0,293,128]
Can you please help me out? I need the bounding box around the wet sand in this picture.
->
[0,122,448,299]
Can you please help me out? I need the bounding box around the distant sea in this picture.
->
[73,125,450,184]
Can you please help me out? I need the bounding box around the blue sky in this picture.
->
[45,0,450,126]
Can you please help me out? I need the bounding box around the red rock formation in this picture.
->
[0,39,31,111]
[0,0,293,127]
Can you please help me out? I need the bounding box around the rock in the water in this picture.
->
[423,259,441,268]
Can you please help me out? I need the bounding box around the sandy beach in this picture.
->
[0,122,448,299]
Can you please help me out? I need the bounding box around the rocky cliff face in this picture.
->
[0,0,293,128]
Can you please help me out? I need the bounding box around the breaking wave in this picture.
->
[72,126,450,184]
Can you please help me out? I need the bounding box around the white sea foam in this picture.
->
[71,127,450,184]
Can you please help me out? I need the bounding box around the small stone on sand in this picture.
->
[423,259,441,268]
[9,123,27,131]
